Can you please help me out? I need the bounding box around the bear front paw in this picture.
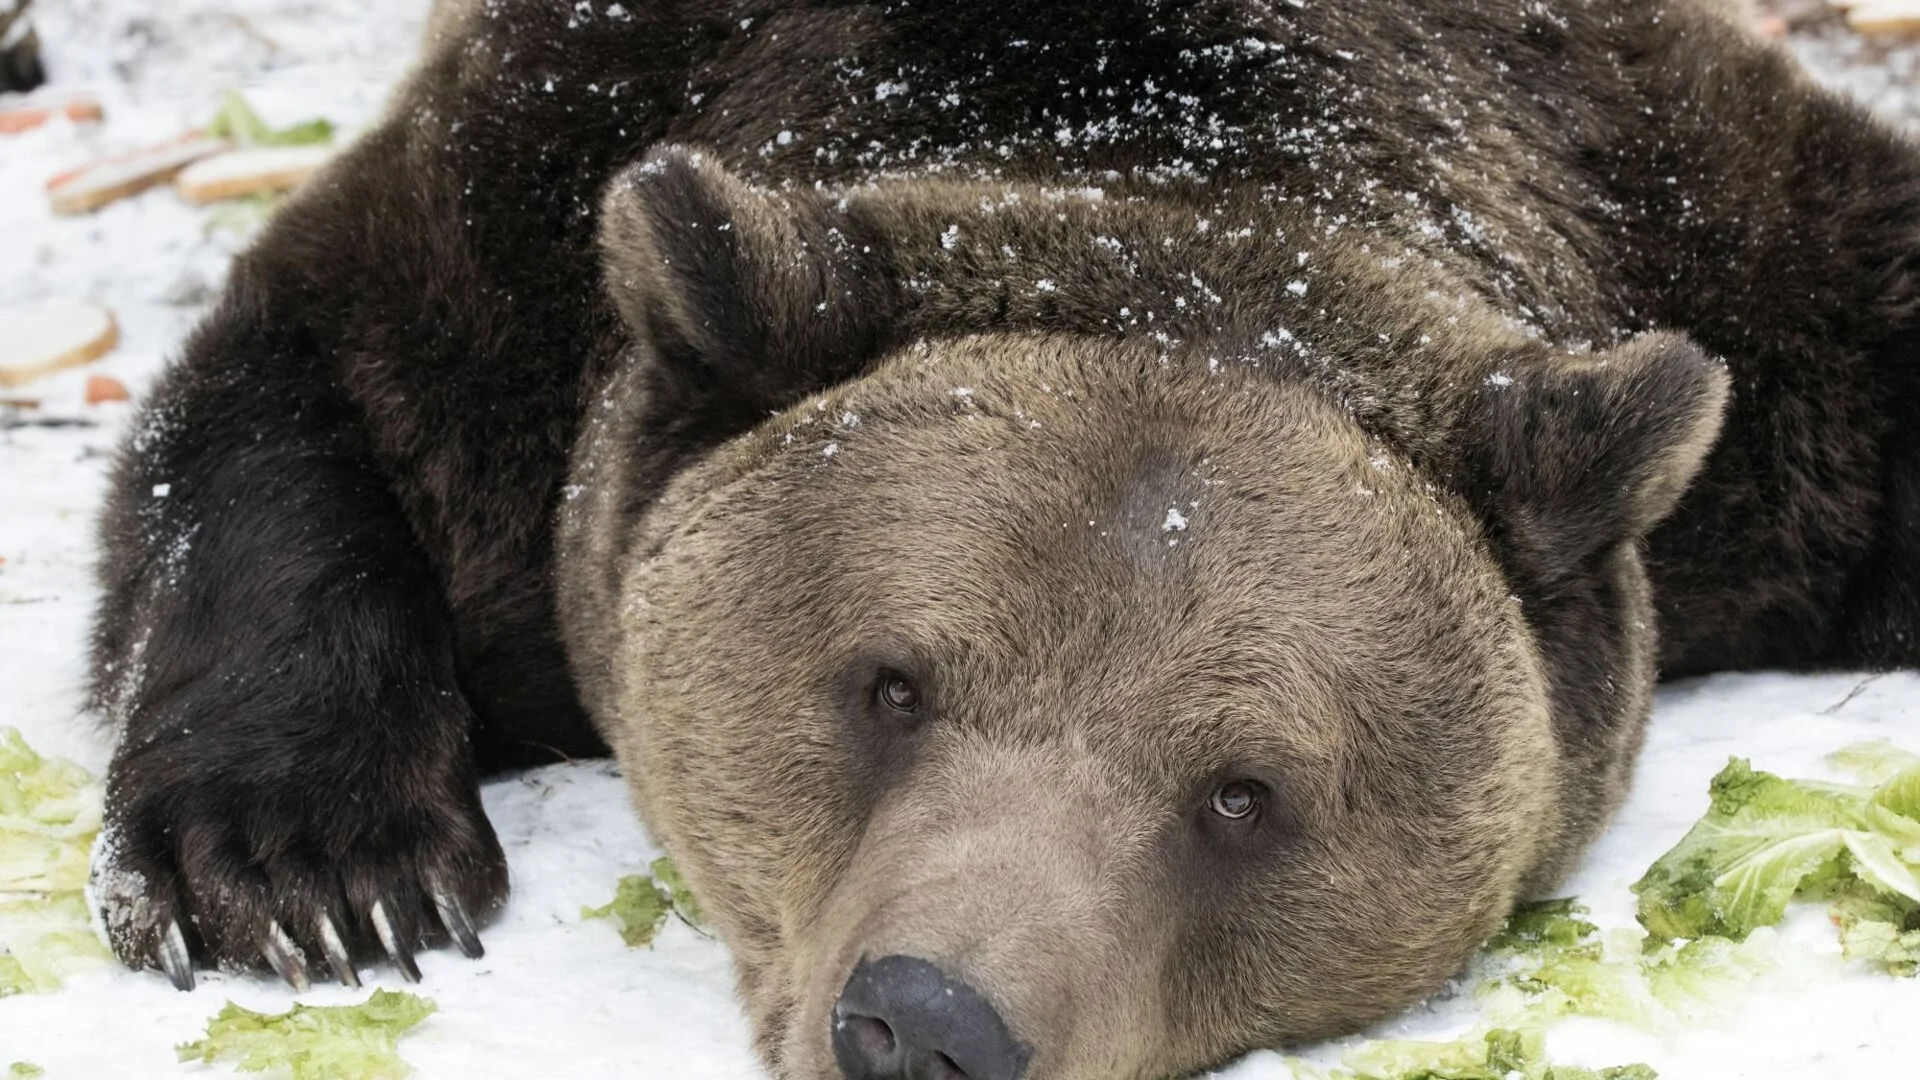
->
[92,743,507,992]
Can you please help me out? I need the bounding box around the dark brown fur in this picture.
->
[89,1,1920,1076]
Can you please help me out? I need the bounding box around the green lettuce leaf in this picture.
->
[1827,741,1920,786]
[1832,743,1920,858]
[1634,759,1868,942]
[0,954,30,998]
[1486,899,1600,959]
[1481,905,1653,1027]
[1342,1027,1539,1079]
[584,857,707,947]
[0,893,112,994]
[176,989,436,1080]
[9,1064,44,1078]
[1632,749,1920,981]
[583,874,672,948]
[1871,768,1920,831]
[1830,884,1920,977]
[1480,899,1780,1030]
[1637,933,1778,1020]
[1635,753,1920,955]
[0,729,111,996]
[0,728,102,894]
[205,90,335,148]
[1338,1027,1654,1080]
[650,856,706,928]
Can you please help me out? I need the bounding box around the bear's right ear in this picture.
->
[1462,332,1731,588]
[598,147,902,420]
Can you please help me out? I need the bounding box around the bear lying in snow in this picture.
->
[86,0,1920,1077]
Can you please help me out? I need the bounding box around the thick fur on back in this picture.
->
[100,0,1920,741]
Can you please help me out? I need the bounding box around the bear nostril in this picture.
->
[831,955,1030,1080]
[845,1014,897,1061]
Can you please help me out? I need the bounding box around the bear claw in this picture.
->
[430,878,485,960]
[261,920,311,993]
[159,920,195,992]
[371,900,423,983]
[317,911,361,988]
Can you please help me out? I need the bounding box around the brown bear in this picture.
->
[86,0,1920,1078]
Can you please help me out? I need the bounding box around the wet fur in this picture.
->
[90,0,1920,1075]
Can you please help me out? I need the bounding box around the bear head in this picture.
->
[557,149,1729,1080]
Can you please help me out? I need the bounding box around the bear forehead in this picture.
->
[769,341,1487,599]
[675,339,1528,735]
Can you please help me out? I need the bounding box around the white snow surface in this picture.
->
[0,3,1918,1077]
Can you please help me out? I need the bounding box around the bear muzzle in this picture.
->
[787,744,1166,1080]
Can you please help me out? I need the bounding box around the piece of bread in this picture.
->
[85,374,131,405]
[0,96,104,135]
[0,301,120,388]
[46,132,231,216]
[1849,0,1920,32]
[174,145,334,205]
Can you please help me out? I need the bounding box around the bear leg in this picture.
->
[88,322,504,990]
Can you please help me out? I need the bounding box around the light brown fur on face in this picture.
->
[573,335,1565,1077]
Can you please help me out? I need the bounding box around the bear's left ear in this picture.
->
[1463,332,1730,585]
[598,146,902,420]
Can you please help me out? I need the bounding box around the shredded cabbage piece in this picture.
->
[176,989,437,1080]
[650,855,706,928]
[1633,753,1920,955]
[582,873,672,948]
[205,90,335,147]
[1333,1027,1655,1079]
[0,727,101,894]
[0,729,111,995]
[0,893,113,995]
[583,856,706,947]
[1829,883,1920,976]
[1477,899,1775,1030]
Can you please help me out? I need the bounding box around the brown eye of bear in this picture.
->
[1208,781,1262,821]
[876,673,921,713]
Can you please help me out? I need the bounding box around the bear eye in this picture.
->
[1208,781,1264,821]
[875,672,922,714]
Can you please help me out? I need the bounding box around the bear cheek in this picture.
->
[603,615,880,1047]
[1160,710,1558,1050]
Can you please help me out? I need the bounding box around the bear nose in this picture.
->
[831,954,1030,1080]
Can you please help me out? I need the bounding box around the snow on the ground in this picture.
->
[1,3,1918,1077]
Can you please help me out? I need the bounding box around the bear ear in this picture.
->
[1465,331,1730,585]
[598,146,901,419]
